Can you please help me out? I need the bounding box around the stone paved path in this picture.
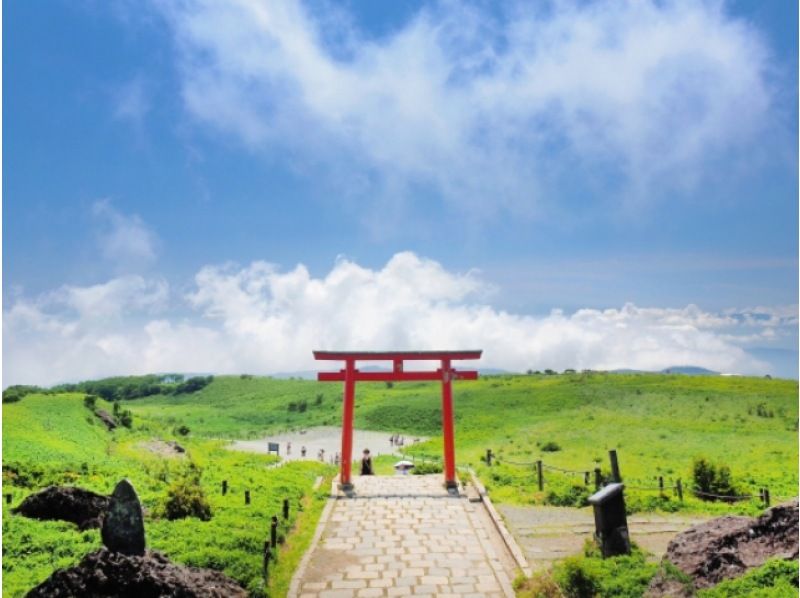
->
[290,475,517,598]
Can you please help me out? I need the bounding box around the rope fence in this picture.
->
[483,448,795,507]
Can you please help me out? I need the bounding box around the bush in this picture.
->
[83,395,97,410]
[3,385,43,403]
[692,457,738,500]
[514,570,562,597]
[555,555,600,597]
[175,425,191,436]
[546,484,591,507]
[699,559,799,597]
[162,468,212,521]
[541,441,561,452]
[411,462,443,475]
[118,410,133,428]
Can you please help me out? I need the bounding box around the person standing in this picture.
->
[360,449,373,475]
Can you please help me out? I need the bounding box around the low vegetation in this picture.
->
[128,372,797,515]
[3,392,331,597]
[3,371,797,596]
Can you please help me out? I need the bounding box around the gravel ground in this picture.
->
[497,503,710,568]
[229,426,426,465]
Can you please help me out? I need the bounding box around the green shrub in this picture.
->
[699,559,799,597]
[555,555,600,597]
[162,469,212,521]
[546,484,590,507]
[83,394,98,410]
[541,441,561,452]
[175,425,191,436]
[550,542,658,598]
[411,462,443,475]
[692,457,738,500]
[3,385,43,403]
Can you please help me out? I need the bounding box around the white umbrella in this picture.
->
[394,460,415,469]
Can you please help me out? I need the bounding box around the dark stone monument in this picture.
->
[588,482,631,557]
[101,479,145,555]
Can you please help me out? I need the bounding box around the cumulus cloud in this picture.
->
[155,0,774,218]
[93,200,159,270]
[4,251,791,387]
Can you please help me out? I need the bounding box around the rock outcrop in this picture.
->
[25,549,248,598]
[647,500,798,595]
[95,409,117,430]
[12,486,110,530]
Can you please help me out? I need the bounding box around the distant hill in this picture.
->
[611,366,720,376]
[660,365,720,375]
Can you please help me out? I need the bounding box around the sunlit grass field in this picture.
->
[3,372,796,596]
[3,393,332,597]
[130,372,798,513]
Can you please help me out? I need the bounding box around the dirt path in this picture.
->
[497,504,709,568]
[229,427,425,465]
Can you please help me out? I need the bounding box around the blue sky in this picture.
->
[4,0,798,385]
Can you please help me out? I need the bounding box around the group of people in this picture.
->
[283,441,349,468]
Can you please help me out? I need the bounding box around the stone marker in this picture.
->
[101,479,145,555]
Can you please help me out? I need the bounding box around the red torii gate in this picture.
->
[313,350,482,489]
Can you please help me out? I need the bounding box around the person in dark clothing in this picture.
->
[360,449,373,475]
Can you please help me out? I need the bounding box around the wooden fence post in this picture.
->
[676,479,683,501]
[263,542,271,579]
[222,480,228,495]
[609,450,621,483]
[658,476,664,497]
[584,471,590,486]
[536,460,543,491]
[245,490,251,505]
[270,516,278,548]
[594,468,602,490]
[282,498,290,519]
[763,488,770,507]
[486,449,493,466]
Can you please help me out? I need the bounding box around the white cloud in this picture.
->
[92,200,159,270]
[155,0,774,218]
[4,251,791,387]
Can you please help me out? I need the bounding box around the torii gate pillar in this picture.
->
[314,350,482,489]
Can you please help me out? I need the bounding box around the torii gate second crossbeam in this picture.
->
[313,350,482,490]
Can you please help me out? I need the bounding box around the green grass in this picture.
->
[3,393,332,597]
[699,559,799,597]
[4,372,797,596]
[130,372,798,515]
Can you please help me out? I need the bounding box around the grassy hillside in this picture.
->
[4,373,796,596]
[3,393,332,597]
[130,372,798,512]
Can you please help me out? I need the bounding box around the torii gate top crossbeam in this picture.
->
[313,350,482,361]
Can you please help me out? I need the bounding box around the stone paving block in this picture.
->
[332,580,368,590]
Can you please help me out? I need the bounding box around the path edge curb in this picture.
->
[470,469,533,577]
[286,479,339,598]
